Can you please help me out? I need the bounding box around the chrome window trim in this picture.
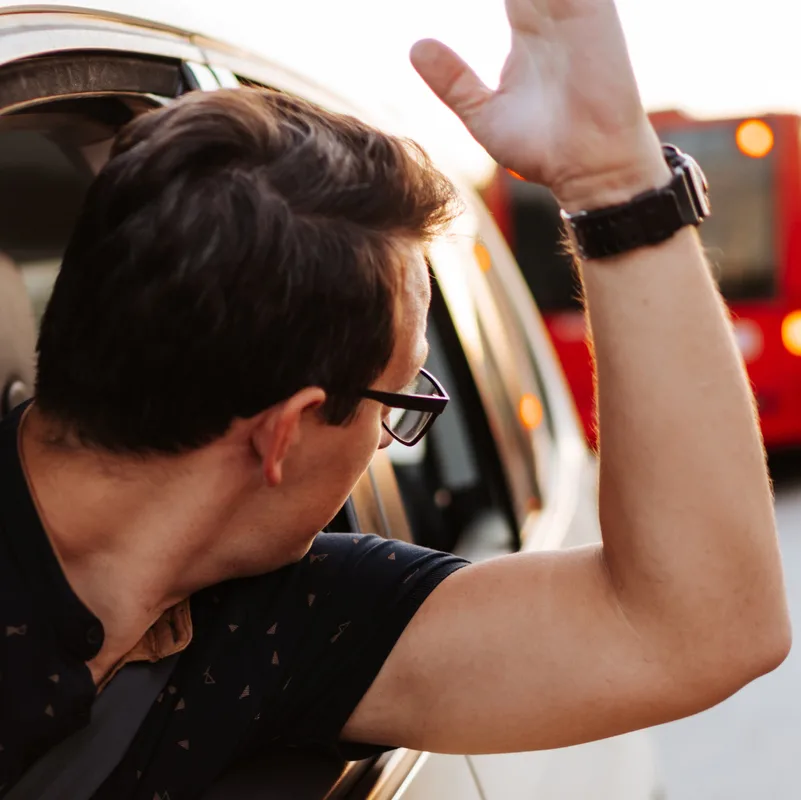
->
[362,749,427,800]
[0,4,192,34]
[0,8,205,66]
[320,758,379,800]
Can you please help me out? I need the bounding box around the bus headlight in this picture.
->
[735,120,774,159]
[781,311,801,356]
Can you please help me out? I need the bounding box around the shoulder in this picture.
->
[188,533,468,653]
[235,532,467,602]
[306,533,469,596]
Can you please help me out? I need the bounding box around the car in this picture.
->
[0,4,663,798]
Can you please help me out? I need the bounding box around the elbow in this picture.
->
[738,579,793,681]
[672,597,792,708]
[677,624,791,720]
[706,608,792,698]
[749,615,792,677]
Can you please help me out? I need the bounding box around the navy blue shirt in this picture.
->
[0,403,469,799]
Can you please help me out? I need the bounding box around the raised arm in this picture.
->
[342,0,791,753]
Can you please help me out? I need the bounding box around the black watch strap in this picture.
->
[561,145,711,261]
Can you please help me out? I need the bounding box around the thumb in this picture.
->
[410,39,493,125]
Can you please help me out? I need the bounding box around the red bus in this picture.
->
[483,110,801,451]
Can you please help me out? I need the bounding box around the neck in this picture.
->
[18,407,297,665]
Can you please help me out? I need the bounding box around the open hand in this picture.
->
[410,0,669,210]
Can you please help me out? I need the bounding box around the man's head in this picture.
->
[33,88,458,547]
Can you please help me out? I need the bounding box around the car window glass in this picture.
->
[468,195,559,502]
[387,275,519,561]
[476,244,555,490]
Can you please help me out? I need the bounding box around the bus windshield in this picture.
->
[501,118,778,310]
[657,120,777,301]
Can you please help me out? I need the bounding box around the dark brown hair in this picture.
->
[35,88,459,453]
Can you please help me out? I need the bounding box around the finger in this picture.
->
[410,38,494,123]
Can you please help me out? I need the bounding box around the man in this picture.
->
[0,0,791,797]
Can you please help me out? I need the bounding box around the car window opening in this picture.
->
[388,281,518,557]
[0,95,164,326]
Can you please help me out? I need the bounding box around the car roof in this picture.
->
[0,3,381,113]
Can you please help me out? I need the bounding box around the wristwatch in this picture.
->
[560,145,711,261]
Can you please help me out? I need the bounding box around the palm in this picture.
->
[411,0,656,199]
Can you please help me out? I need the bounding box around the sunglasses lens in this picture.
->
[388,408,431,444]
[387,372,440,444]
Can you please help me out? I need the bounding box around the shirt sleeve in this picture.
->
[260,533,469,758]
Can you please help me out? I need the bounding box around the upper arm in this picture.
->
[341,545,730,755]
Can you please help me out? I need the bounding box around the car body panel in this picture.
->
[394,754,482,800]
[468,733,660,800]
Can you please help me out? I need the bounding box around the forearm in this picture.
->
[566,150,790,670]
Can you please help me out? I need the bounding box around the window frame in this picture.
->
[425,217,547,535]
[424,277,521,552]
[465,190,593,551]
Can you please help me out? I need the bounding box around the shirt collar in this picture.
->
[1,401,195,677]
[0,400,104,661]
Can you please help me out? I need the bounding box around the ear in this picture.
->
[252,388,327,487]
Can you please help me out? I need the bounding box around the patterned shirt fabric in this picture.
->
[0,402,469,799]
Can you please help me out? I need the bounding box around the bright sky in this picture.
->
[19,0,801,180]
[186,0,801,115]
[217,0,801,181]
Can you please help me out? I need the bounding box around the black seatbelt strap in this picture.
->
[4,656,178,800]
